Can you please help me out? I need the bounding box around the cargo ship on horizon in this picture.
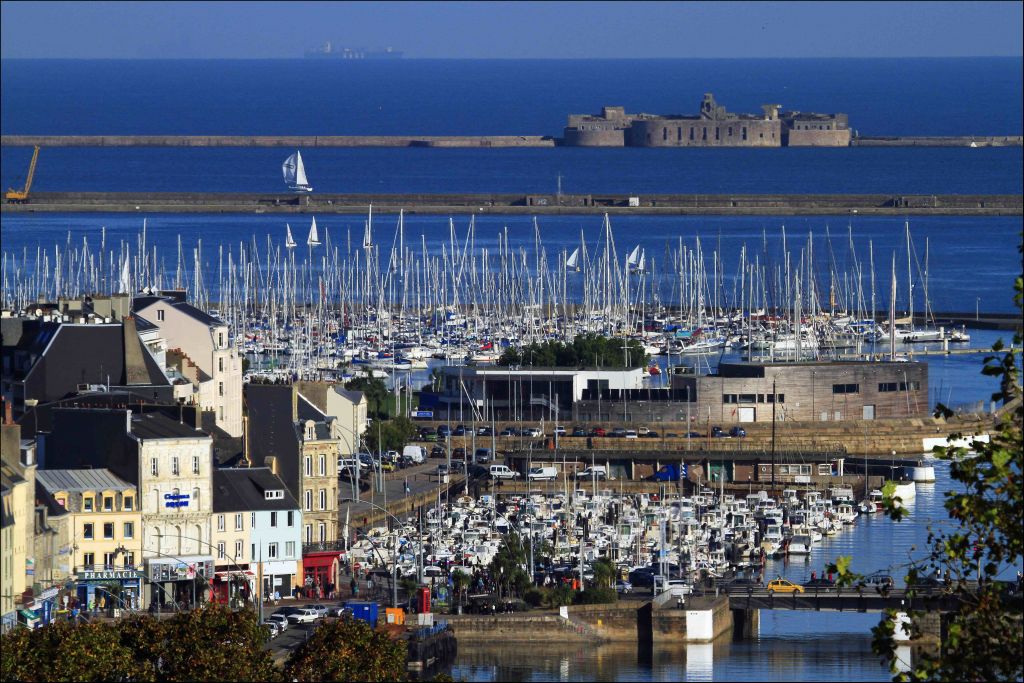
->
[305,41,403,59]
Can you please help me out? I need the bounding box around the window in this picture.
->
[742,126,748,140]
[676,126,681,141]
[192,456,200,474]
[151,458,159,476]
[218,357,224,373]
[265,490,283,500]
[270,511,278,527]
[702,127,707,140]
[723,394,738,404]
[251,511,256,528]
[879,381,920,392]
[192,488,200,508]
[818,463,833,475]
[84,497,94,512]
[157,309,165,321]
[304,456,312,477]
[286,541,295,558]
[252,544,256,560]
[235,539,243,560]
[305,524,312,543]
[319,489,327,510]
[662,127,668,141]
[83,552,94,569]
[287,511,294,527]
[217,514,225,531]
[304,490,312,511]
[103,522,114,539]
[218,332,225,348]
[83,523,94,540]
[689,127,695,141]
[234,513,243,530]
[103,496,113,512]
[123,496,133,511]
[171,456,179,476]
[123,522,134,539]
[318,455,326,477]
[318,523,326,543]
[832,383,860,394]
[738,394,756,404]
[715,127,720,140]
[122,552,134,568]
[104,552,116,568]
[217,542,226,559]
[218,382,224,397]
[268,542,278,559]
[728,126,733,136]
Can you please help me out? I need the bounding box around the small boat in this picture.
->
[787,534,813,556]
[282,150,313,193]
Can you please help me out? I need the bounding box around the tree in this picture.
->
[1,619,142,682]
[832,252,1023,681]
[363,416,418,454]
[285,617,407,682]
[490,533,531,599]
[497,333,649,369]
[345,376,391,419]
[591,557,617,589]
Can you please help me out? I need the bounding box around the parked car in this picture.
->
[711,426,728,438]
[624,430,639,439]
[267,613,289,631]
[287,608,320,624]
[262,620,281,638]
[590,427,607,437]
[728,576,764,590]
[653,464,685,482]
[525,427,543,438]
[729,426,747,438]
[766,578,805,594]
[528,466,557,482]
[552,425,566,436]
[575,466,607,481]
[571,427,587,437]
[453,424,467,436]
[436,463,450,476]
[615,579,633,594]
[488,465,519,480]
[327,605,353,618]
[685,431,703,439]
[430,445,447,459]
[857,572,895,590]
[452,447,467,459]
[499,427,518,437]
[478,426,494,436]
[402,445,427,464]
[436,425,451,438]
[610,427,627,438]
[310,604,329,619]
[474,448,494,464]
[449,460,466,474]
[420,429,438,442]
[644,430,660,438]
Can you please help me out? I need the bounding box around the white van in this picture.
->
[528,466,558,482]
[489,465,519,480]
[403,445,427,464]
[575,466,608,480]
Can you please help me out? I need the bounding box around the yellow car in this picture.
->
[766,578,805,594]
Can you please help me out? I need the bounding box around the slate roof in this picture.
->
[130,411,209,440]
[332,387,365,405]
[133,296,221,327]
[212,467,299,513]
[35,468,135,493]
[244,384,300,498]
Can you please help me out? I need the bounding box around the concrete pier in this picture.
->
[3,191,1020,216]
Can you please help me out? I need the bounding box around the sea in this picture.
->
[2,58,1022,681]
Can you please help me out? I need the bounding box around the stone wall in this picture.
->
[626,118,781,147]
[787,128,852,146]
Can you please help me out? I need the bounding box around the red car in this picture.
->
[591,427,606,437]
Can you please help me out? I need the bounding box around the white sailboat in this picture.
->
[282,151,313,193]
[565,247,580,272]
[307,217,321,247]
[285,224,297,249]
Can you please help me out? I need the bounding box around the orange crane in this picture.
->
[6,146,41,203]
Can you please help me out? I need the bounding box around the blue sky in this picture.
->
[1,1,1021,59]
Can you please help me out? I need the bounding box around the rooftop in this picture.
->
[212,467,299,513]
[130,411,209,440]
[36,468,134,493]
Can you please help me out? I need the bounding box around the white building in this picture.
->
[130,411,215,608]
[324,386,369,455]
[133,293,243,437]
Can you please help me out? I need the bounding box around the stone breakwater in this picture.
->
[0,135,556,148]
[3,192,1020,216]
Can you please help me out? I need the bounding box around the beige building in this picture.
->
[35,469,144,611]
[325,386,369,455]
[133,293,243,437]
[1,410,36,631]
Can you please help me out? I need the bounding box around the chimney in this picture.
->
[3,399,11,426]
[291,385,298,422]
[264,455,277,475]
[242,414,251,467]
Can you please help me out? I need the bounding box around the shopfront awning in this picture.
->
[214,571,255,580]
[302,552,341,570]
[18,609,39,621]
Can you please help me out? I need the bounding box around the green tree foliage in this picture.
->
[497,333,649,369]
[831,252,1024,681]
[590,557,617,589]
[345,376,392,419]
[363,415,419,454]
[573,587,619,605]
[1,606,279,682]
[489,533,531,598]
[285,617,407,682]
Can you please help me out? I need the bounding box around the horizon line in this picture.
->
[2,55,1022,61]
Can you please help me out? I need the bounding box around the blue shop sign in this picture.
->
[164,493,190,508]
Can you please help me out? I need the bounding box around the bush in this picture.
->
[573,587,618,605]
[523,587,545,608]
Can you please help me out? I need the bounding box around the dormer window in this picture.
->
[264,490,284,500]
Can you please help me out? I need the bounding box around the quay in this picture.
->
[3,191,1021,216]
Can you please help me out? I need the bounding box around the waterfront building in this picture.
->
[245,384,342,595]
[564,93,850,147]
[34,468,144,611]
[1,406,36,632]
[294,380,369,455]
[0,312,172,422]
[133,291,244,437]
[427,366,645,422]
[210,467,302,606]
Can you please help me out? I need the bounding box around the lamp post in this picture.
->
[339,497,409,608]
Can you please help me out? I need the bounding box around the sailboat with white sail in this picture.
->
[282,151,313,193]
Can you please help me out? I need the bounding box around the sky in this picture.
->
[1,1,1022,59]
